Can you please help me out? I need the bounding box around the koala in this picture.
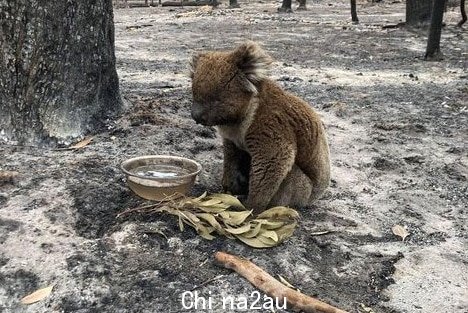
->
[190,41,330,213]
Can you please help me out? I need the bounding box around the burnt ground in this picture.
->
[0,0,467,312]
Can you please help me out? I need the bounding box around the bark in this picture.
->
[278,0,293,13]
[229,0,240,8]
[350,0,359,23]
[297,0,307,11]
[425,0,446,60]
[0,0,121,146]
[406,0,433,26]
[458,0,467,26]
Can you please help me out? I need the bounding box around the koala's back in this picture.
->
[247,80,330,194]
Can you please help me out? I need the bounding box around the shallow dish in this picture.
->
[121,155,202,200]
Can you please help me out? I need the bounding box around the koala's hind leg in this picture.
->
[268,165,313,208]
[222,139,251,195]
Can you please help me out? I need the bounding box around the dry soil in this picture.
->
[1,1,467,312]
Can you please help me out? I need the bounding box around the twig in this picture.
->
[190,274,225,291]
[116,203,159,218]
[381,22,406,29]
[198,258,209,268]
[214,252,349,313]
[116,193,186,218]
[310,230,333,236]
[161,0,219,6]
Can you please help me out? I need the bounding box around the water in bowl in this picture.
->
[127,164,195,200]
[131,165,192,179]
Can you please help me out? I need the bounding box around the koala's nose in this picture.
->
[191,106,206,124]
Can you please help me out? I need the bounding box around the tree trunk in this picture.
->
[0,0,122,146]
[458,0,467,26]
[351,0,359,23]
[425,0,446,60]
[297,0,307,11]
[229,0,240,8]
[278,0,293,13]
[406,0,433,26]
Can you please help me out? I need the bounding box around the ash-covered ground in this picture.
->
[1,1,467,312]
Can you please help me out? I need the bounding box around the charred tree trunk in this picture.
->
[278,0,293,13]
[458,0,467,26]
[297,0,307,11]
[0,0,121,146]
[351,0,359,23]
[425,0,446,60]
[406,0,433,26]
[229,0,240,8]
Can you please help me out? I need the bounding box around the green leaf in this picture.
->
[275,222,297,241]
[180,210,200,223]
[196,223,216,240]
[197,204,230,213]
[260,220,285,230]
[242,221,264,238]
[199,199,223,206]
[210,193,246,209]
[225,210,252,226]
[224,223,252,235]
[178,216,184,231]
[259,229,279,242]
[257,206,299,220]
[235,235,275,248]
[192,191,208,202]
[258,234,278,245]
[196,213,225,233]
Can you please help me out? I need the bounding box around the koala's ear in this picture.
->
[189,53,204,79]
[232,41,272,93]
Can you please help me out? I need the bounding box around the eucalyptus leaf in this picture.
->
[235,235,275,248]
[258,229,279,242]
[257,206,299,220]
[261,220,285,230]
[225,223,252,235]
[178,216,184,231]
[196,213,225,233]
[242,221,264,238]
[197,204,231,213]
[275,222,297,241]
[192,191,208,202]
[198,199,223,206]
[122,192,299,248]
[257,234,278,246]
[210,193,246,209]
[392,225,409,242]
[225,210,252,226]
[20,285,54,305]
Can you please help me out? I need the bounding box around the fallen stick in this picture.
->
[161,1,219,6]
[214,251,349,313]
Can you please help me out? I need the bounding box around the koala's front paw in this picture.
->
[244,196,269,215]
[223,171,249,195]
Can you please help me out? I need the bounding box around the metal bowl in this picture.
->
[121,155,202,200]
